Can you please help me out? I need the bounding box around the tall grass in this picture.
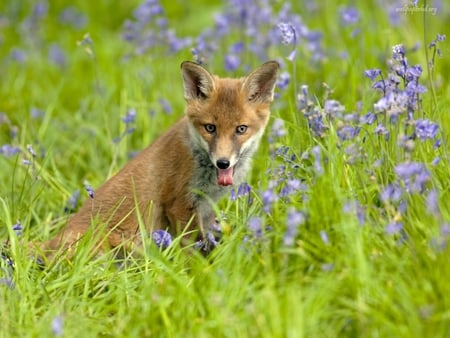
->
[1,0,449,337]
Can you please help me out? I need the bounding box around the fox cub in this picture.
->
[43,60,279,256]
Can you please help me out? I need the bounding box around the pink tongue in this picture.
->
[217,167,234,186]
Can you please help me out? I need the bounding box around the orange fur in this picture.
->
[43,61,279,257]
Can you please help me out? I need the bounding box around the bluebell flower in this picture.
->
[337,125,360,141]
[65,190,80,213]
[247,217,264,239]
[339,6,360,26]
[59,6,88,29]
[224,54,240,71]
[84,183,95,199]
[381,183,403,203]
[159,98,172,115]
[51,315,64,336]
[426,189,439,216]
[12,221,22,236]
[385,221,403,235]
[122,108,136,124]
[364,69,382,81]
[152,230,172,249]
[394,162,430,193]
[0,144,21,157]
[276,71,290,90]
[414,119,438,140]
[278,22,296,45]
[48,44,67,68]
[283,208,304,246]
[320,230,330,245]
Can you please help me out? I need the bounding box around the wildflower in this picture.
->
[48,44,67,68]
[385,221,403,235]
[361,111,376,125]
[381,183,403,203]
[121,108,136,124]
[12,221,22,236]
[426,189,439,216]
[159,98,172,115]
[276,71,290,90]
[0,144,21,157]
[311,146,324,175]
[364,69,381,81]
[30,107,44,119]
[270,118,287,139]
[51,315,64,336]
[64,190,80,213]
[278,22,295,45]
[59,6,88,29]
[283,208,304,246]
[84,183,95,199]
[152,230,172,249]
[224,54,240,71]
[27,144,36,158]
[394,162,430,193]
[262,187,279,212]
[320,230,329,245]
[247,217,263,238]
[323,99,345,118]
[414,119,438,140]
[392,44,406,63]
[337,125,360,141]
[339,6,360,26]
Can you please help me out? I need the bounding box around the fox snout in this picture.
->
[215,158,234,186]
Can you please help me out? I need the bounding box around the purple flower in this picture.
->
[364,69,382,81]
[323,99,345,118]
[224,54,240,71]
[278,22,296,45]
[152,230,172,249]
[386,222,403,235]
[426,189,439,216]
[339,6,360,26]
[415,119,438,140]
[381,184,403,203]
[122,108,137,124]
[276,71,290,90]
[392,44,406,62]
[337,125,360,141]
[84,183,95,199]
[12,221,22,236]
[1,144,21,157]
[159,98,172,114]
[394,162,430,193]
[65,190,80,213]
[320,230,329,245]
[51,316,64,336]
[247,217,263,238]
[48,44,67,68]
[361,112,376,125]
[283,208,304,246]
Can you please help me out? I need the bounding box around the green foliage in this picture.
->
[1,0,449,337]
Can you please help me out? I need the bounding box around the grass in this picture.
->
[1,0,449,337]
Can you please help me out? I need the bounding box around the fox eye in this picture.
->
[236,125,248,135]
[204,124,216,134]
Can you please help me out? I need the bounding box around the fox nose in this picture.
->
[216,159,230,169]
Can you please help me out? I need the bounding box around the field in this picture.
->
[1,0,449,337]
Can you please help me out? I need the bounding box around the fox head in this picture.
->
[181,61,279,186]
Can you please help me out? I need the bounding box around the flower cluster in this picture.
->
[122,0,191,57]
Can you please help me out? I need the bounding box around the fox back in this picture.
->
[43,61,279,256]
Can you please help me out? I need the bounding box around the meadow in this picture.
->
[0,0,449,336]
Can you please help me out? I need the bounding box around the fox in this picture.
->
[41,60,279,258]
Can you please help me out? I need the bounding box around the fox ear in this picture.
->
[243,61,280,103]
[181,61,215,100]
